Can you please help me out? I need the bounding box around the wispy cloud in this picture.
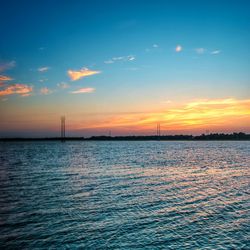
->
[186,98,236,108]
[81,98,250,132]
[21,93,32,97]
[0,75,13,81]
[104,55,135,64]
[195,48,205,54]
[71,87,95,94]
[0,61,16,72]
[40,87,52,95]
[39,79,48,83]
[113,55,135,61]
[38,66,50,72]
[211,50,221,55]
[145,44,159,52]
[57,82,70,89]
[104,60,114,64]
[161,100,172,104]
[0,84,32,96]
[175,45,182,52]
[67,68,100,81]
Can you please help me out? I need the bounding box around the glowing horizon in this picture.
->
[0,1,249,137]
[1,97,249,137]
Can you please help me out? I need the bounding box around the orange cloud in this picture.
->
[0,75,13,81]
[0,84,33,96]
[71,87,95,94]
[67,68,100,81]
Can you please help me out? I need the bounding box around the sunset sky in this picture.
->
[0,0,250,137]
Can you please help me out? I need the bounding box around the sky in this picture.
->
[0,0,250,137]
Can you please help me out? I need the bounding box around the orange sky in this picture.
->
[71,98,250,134]
[1,97,249,137]
[1,1,250,137]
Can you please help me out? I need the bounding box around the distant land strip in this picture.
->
[0,133,250,141]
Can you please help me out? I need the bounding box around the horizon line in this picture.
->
[1,132,249,141]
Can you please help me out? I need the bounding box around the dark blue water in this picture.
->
[0,141,249,249]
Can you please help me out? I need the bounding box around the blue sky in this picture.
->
[0,0,250,136]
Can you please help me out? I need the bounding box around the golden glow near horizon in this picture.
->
[68,98,250,133]
[1,1,249,137]
[0,97,249,135]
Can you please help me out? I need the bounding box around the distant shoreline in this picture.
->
[1,133,250,141]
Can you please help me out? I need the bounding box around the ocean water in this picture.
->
[0,141,249,249]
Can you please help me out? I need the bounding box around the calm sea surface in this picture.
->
[0,141,249,249]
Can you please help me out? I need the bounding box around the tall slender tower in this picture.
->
[61,116,65,141]
[156,122,161,137]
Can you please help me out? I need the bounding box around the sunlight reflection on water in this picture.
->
[0,141,249,249]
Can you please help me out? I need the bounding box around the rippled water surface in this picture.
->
[0,141,249,249]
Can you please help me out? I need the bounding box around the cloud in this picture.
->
[0,75,13,81]
[67,68,100,81]
[38,67,50,72]
[211,50,221,55]
[145,44,159,52]
[81,98,250,132]
[161,100,172,104]
[40,87,52,95]
[127,56,135,61]
[39,79,48,83]
[175,45,182,52]
[195,48,205,54]
[21,93,32,97]
[57,82,70,89]
[186,98,237,108]
[104,60,114,64]
[0,84,33,96]
[71,87,95,94]
[104,55,135,64]
[0,61,16,72]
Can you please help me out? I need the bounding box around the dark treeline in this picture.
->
[0,132,250,141]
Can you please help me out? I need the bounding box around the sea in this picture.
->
[0,141,249,249]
